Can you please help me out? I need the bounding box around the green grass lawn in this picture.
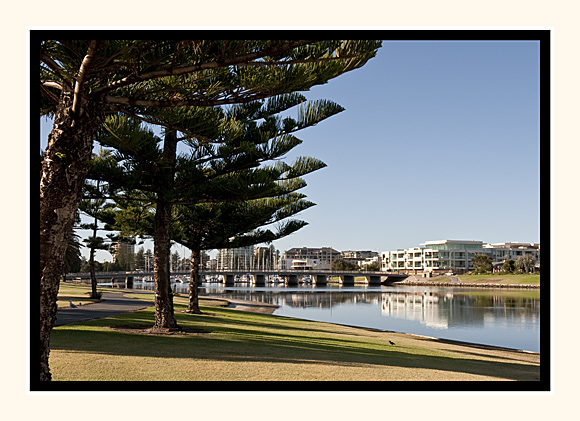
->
[457,274,540,284]
[50,285,540,382]
[425,274,540,285]
[56,282,102,308]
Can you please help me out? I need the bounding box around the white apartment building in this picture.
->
[341,250,380,268]
[381,240,540,275]
[279,258,321,270]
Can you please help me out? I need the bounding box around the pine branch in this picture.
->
[104,91,272,108]
[71,40,99,117]
[41,81,63,90]
[39,50,73,90]
[94,40,316,96]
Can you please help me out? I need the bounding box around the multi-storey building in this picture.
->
[340,250,380,268]
[483,242,540,263]
[381,240,540,275]
[111,241,135,269]
[341,250,379,260]
[279,257,321,270]
[253,246,277,270]
[216,246,254,271]
[282,247,341,270]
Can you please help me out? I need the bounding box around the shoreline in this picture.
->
[60,285,539,354]
[393,274,540,289]
[395,280,540,289]
[212,296,539,355]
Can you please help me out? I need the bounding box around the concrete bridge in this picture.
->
[68,269,408,287]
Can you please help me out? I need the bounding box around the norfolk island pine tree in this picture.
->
[39,38,381,381]
[89,93,337,318]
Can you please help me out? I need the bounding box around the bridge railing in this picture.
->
[68,269,406,279]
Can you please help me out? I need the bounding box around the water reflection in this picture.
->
[131,281,540,352]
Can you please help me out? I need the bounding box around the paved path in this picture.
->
[55,292,154,327]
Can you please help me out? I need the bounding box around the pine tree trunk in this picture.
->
[153,196,177,329]
[39,90,104,381]
[89,182,100,298]
[89,247,97,295]
[187,247,202,314]
[152,131,179,330]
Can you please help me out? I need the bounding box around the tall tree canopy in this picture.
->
[39,38,381,382]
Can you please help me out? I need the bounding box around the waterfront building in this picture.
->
[111,240,135,270]
[341,250,379,259]
[381,240,540,275]
[216,246,254,271]
[483,242,540,262]
[283,247,341,270]
[280,257,321,270]
[253,246,277,270]
[340,250,380,268]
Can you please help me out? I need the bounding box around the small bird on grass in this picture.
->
[69,301,77,308]
[389,340,395,345]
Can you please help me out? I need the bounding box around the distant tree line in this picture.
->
[471,254,538,274]
[331,259,381,271]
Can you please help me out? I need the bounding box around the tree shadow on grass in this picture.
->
[51,309,540,383]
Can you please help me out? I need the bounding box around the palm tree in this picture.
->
[63,232,82,280]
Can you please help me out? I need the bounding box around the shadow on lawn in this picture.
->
[51,308,540,382]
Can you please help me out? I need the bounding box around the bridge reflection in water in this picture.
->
[72,269,540,351]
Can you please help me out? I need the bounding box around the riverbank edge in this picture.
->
[396,280,540,289]
[62,286,539,355]
[203,295,540,355]
[394,275,540,289]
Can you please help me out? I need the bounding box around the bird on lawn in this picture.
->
[69,301,77,308]
[389,340,395,345]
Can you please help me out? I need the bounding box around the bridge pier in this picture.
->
[253,274,266,286]
[286,274,299,286]
[225,274,235,285]
[340,275,355,286]
[315,274,327,286]
[366,275,382,285]
[125,276,134,289]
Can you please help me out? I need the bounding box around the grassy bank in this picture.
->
[49,287,540,382]
[457,274,540,284]
[56,282,101,308]
[403,274,539,285]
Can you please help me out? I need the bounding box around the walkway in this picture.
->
[55,291,154,327]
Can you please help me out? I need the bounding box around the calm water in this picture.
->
[132,281,541,352]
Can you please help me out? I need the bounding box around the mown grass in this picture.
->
[57,282,228,308]
[56,283,101,308]
[49,289,540,382]
[429,274,540,284]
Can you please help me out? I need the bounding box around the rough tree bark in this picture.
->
[39,90,104,381]
[186,247,202,314]
[89,223,98,298]
[89,180,100,298]
[152,131,179,330]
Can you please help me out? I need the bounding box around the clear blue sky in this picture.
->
[40,40,541,260]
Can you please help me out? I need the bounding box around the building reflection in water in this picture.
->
[197,285,539,331]
[134,281,540,351]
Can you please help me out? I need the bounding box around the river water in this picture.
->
[132,281,541,352]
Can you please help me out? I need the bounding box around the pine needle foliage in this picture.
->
[39,37,381,380]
